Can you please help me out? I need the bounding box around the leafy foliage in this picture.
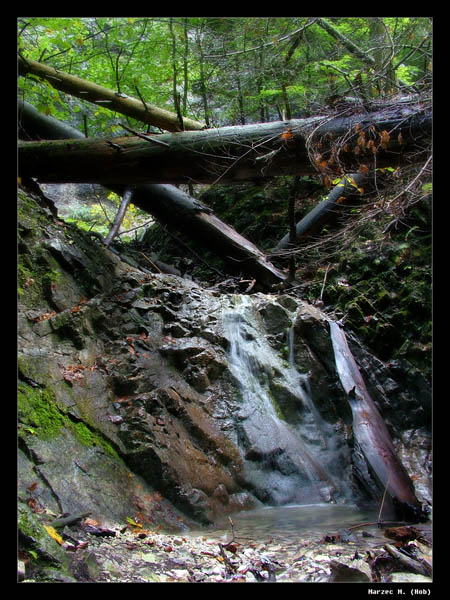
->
[18,17,432,132]
[64,192,151,241]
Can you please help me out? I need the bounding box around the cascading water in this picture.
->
[222,294,352,507]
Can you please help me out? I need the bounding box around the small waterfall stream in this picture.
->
[222,295,351,507]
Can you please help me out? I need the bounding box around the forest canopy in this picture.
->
[18,17,432,134]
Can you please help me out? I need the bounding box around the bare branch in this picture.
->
[104,188,133,246]
[204,18,318,59]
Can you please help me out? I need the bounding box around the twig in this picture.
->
[384,154,432,206]
[134,83,149,112]
[218,543,236,575]
[384,544,431,577]
[104,188,132,246]
[378,473,391,524]
[205,19,318,58]
[106,140,122,151]
[115,218,154,239]
[348,520,408,532]
[120,123,170,147]
[228,516,235,542]
[319,263,332,301]
[48,511,92,529]
[138,252,162,273]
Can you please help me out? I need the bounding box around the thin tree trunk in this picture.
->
[275,173,366,250]
[196,25,211,128]
[169,18,183,130]
[182,18,189,116]
[18,56,204,132]
[368,17,396,95]
[281,83,292,121]
[104,188,132,246]
[316,18,375,67]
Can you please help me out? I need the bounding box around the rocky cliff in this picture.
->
[18,187,431,545]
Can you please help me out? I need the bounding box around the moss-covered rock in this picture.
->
[317,232,431,378]
[18,503,75,582]
[18,384,65,440]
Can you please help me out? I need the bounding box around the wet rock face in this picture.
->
[18,191,431,531]
[18,192,253,526]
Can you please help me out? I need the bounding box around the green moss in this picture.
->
[309,222,431,376]
[18,383,65,440]
[270,396,286,421]
[18,503,45,540]
[18,382,121,459]
[70,421,120,459]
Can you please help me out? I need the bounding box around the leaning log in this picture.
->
[275,172,367,250]
[18,103,431,186]
[329,320,426,521]
[18,98,86,141]
[18,56,205,132]
[129,184,287,287]
[18,100,287,288]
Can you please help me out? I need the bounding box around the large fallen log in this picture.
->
[18,100,287,288]
[130,184,288,287]
[18,56,205,132]
[329,320,427,522]
[18,102,431,186]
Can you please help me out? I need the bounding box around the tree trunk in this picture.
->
[329,321,426,521]
[19,99,86,141]
[18,100,286,288]
[18,102,431,186]
[316,18,376,67]
[275,173,366,250]
[18,56,205,132]
[129,184,288,287]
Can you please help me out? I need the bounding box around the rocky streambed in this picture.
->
[19,502,432,583]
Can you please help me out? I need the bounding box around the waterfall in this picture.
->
[222,294,350,506]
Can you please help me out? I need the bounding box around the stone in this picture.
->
[258,302,291,334]
[328,558,372,582]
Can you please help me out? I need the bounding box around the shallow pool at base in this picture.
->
[188,503,388,547]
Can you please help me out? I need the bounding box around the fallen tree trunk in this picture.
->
[329,320,426,522]
[18,56,205,132]
[18,98,87,141]
[18,103,431,185]
[275,172,367,250]
[18,100,287,288]
[130,184,288,287]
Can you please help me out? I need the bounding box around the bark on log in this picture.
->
[18,103,431,185]
[18,100,287,288]
[384,544,432,577]
[129,184,287,287]
[275,173,367,250]
[18,56,205,132]
[19,98,86,141]
[329,321,426,521]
